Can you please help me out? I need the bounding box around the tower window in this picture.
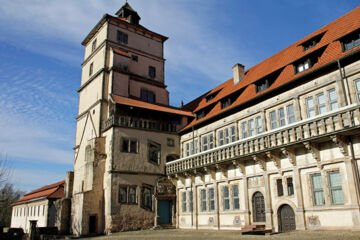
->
[92,39,97,53]
[89,62,93,76]
[149,66,156,78]
[117,30,128,44]
[141,89,156,103]
[132,55,138,62]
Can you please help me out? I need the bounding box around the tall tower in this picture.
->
[70,3,192,235]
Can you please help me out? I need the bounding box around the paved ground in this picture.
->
[84,229,360,240]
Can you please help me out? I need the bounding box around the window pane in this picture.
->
[287,178,294,196]
[242,122,248,138]
[231,126,236,142]
[202,136,208,151]
[311,174,325,206]
[287,104,295,124]
[279,108,286,127]
[223,186,230,210]
[306,97,315,118]
[119,187,127,203]
[356,80,360,101]
[219,130,224,145]
[185,143,190,156]
[256,116,263,133]
[209,134,214,149]
[194,140,199,153]
[122,139,129,152]
[182,192,187,212]
[232,185,240,210]
[270,111,277,129]
[277,179,283,196]
[128,187,136,203]
[225,128,230,144]
[130,140,137,153]
[189,191,193,212]
[249,120,255,136]
[331,189,344,205]
[317,93,326,114]
[314,190,325,206]
[328,89,338,110]
[201,189,207,211]
[209,188,215,211]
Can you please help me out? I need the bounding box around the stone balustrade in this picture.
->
[103,115,178,133]
[166,104,360,175]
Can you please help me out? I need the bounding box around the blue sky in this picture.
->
[0,0,358,192]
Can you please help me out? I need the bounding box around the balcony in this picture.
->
[166,104,360,175]
[102,115,178,133]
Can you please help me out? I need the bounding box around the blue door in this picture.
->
[158,200,171,224]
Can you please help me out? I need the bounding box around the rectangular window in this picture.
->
[202,136,208,151]
[201,189,207,212]
[209,188,215,211]
[117,30,128,44]
[256,116,263,134]
[232,185,240,210]
[248,120,255,137]
[270,111,277,129]
[194,140,199,153]
[132,55,138,62]
[311,173,325,206]
[223,186,230,210]
[128,187,137,204]
[287,104,295,124]
[317,93,326,114]
[356,79,360,101]
[185,143,190,157]
[89,62,93,76]
[149,66,156,78]
[141,186,153,211]
[242,122,248,138]
[287,178,294,196]
[328,89,338,111]
[189,191,193,212]
[225,128,230,144]
[121,138,138,153]
[91,39,97,53]
[328,171,344,205]
[277,179,284,196]
[209,134,214,149]
[230,126,236,142]
[119,186,127,203]
[182,192,187,212]
[342,30,360,52]
[279,108,286,127]
[219,130,224,145]
[141,89,156,103]
[296,59,310,73]
[148,141,161,164]
[306,97,316,118]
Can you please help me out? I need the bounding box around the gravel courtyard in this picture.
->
[85,229,360,240]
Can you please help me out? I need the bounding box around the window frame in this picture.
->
[141,185,153,211]
[148,140,161,165]
[149,66,156,78]
[355,79,360,102]
[89,62,93,76]
[287,177,294,196]
[306,96,316,118]
[91,39,97,53]
[286,104,296,124]
[327,170,344,205]
[200,189,207,212]
[209,188,215,211]
[118,185,137,204]
[121,138,139,154]
[117,30,128,44]
[327,88,338,111]
[270,110,277,130]
[182,191,187,212]
[310,173,325,206]
[223,186,230,211]
[276,178,284,197]
[232,185,240,210]
[256,116,263,134]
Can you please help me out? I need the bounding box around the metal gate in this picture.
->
[252,192,265,222]
[278,204,296,232]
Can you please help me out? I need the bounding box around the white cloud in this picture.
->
[9,168,66,192]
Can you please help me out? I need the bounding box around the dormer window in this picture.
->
[205,90,220,102]
[340,28,360,52]
[221,97,233,109]
[256,79,270,93]
[300,32,325,51]
[296,59,311,73]
[196,110,206,120]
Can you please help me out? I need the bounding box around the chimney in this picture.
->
[232,63,245,85]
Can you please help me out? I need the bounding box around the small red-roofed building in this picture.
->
[10,181,65,233]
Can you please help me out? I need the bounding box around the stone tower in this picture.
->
[70,3,192,235]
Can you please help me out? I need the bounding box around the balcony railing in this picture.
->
[103,115,178,133]
[166,104,360,175]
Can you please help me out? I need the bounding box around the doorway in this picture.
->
[89,215,97,234]
[278,204,296,232]
[252,192,265,222]
[158,200,172,224]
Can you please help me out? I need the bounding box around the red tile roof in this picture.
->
[111,94,194,117]
[13,181,65,205]
[181,6,360,132]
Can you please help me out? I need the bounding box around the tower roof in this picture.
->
[115,2,141,24]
